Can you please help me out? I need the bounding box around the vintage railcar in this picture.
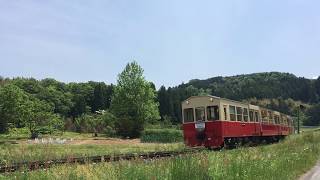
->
[182,96,294,148]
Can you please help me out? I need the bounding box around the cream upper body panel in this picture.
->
[273,111,281,116]
[181,96,220,109]
[249,104,260,111]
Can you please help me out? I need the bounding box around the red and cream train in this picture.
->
[182,96,294,149]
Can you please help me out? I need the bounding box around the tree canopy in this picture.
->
[111,61,160,138]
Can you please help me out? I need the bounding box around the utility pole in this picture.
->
[297,107,300,134]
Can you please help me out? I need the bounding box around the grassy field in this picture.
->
[0,128,106,141]
[1,131,320,180]
[0,129,185,164]
[301,126,320,132]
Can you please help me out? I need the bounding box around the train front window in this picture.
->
[195,107,205,121]
[207,106,219,121]
[183,108,194,123]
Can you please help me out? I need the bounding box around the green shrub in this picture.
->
[141,129,183,143]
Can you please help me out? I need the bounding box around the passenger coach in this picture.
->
[182,96,294,149]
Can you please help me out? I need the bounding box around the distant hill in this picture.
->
[158,72,320,124]
[179,72,318,103]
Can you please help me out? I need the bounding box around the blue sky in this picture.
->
[0,1,319,88]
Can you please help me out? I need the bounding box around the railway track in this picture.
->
[0,148,202,174]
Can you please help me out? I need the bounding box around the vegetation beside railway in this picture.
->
[2,131,319,179]
[0,131,184,165]
[141,129,183,143]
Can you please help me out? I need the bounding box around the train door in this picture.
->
[249,109,256,135]
[254,111,261,135]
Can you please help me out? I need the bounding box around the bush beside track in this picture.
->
[141,129,183,143]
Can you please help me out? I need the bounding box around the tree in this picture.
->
[21,97,56,138]
[111,61,160,138]
[0,84,29,133]
[68,82,94,118]
[158,86,174,121]
[36,86,73,117]
[91,82,109,112]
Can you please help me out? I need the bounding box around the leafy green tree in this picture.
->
[111,61,160,138]
[36,86,73,117]
[158,86,175,121]
[91,82,109,112]
[0,84,29,132]
[68,82,94,118]
[21,97,56,138]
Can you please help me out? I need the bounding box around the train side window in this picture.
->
[268,111,273,124]
[261,110,268,123]
[249,110,254,122]
[229,106,236,121]
[207,106,219,121]
[243,108,249,122]
[255,111,260,122]
[195,107,205,122]
[236,107,243,121]
[183,108,194,123]
[274,115,278,124]
[282,116,286,125]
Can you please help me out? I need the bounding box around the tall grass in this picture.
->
[0,143,185,165]
[3,131,320,180]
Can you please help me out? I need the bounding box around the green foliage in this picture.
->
[141,129,183,143]
[91,83,113,112]
[67,82,94,117]
[0,84,29,132]
[21,97,59,138]
[304,104,320,126]
[111,61,160,138]
[74,111,116,136]
[74,114,95,133]
[245,97,307,115]
[0,83,63,137]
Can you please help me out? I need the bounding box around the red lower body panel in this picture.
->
[183,120,292,148]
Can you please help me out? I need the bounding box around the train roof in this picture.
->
[184,95,248,105]
[183,95,290,117]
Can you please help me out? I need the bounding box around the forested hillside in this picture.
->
[158,72,320,125]
[1,71,320,138]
